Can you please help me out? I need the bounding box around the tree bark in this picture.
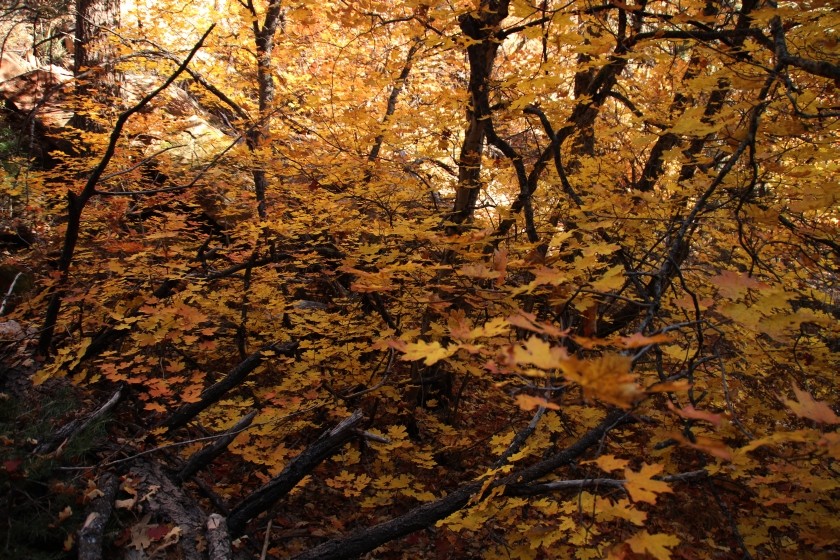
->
[129,460,206,560]
[74,0,119,75]
[448,1,510,229]
[246,0,284,219]
[176,410,258,483]
[206,514,233,560]
[227,410,365,537]
[70,0,120,131]
[77,472,119,560]
[161,342,296,432]
[291,410,625,560]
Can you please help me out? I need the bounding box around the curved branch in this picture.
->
[36,24,216,357]
[291,409,626,560]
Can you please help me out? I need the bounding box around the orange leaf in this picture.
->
[507,311,569,338]
[492,248,508,287]
[671,432,733,461]
[710,270,768,299]
[780,383,840,424]
[647,380,691,392]
[666,401,724,427]
[514,394,560,411]
[619,332,672,348]
[562,354,643,409]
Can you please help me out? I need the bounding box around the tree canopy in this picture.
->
[1,0,838,558]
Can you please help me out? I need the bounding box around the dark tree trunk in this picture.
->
[246,0,283,219]
[448,1,510,229]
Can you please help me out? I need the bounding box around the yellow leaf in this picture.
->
[624,463,672,504]
[590,265,625,292]
[780,383,840,424]
[400,340,458,365]
[626,530,680,560]
[585,454,630,473]
[457,263,499,279]
[600,498,647,526]
[57,505,73,523]
[738,429,820,454]
[512,337,569,370]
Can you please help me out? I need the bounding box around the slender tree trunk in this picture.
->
[448,0,510,230]
[246,0,283,220]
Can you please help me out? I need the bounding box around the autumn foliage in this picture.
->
[1,0,839,558]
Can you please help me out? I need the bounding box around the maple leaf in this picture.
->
[623,463,672,504]
[600,498,647,526]
[818,432,840,460]
[130,514,154,550]
[590,265,625,291]
[647,380,691,393]
[507,310,569,337]
[586,454,630,473]
[780,383,840,424]
[626,530,680,560]
[514,394,560,411]
[619,332,672,348]
[400,340,458,365]
[666,401,724,426]
[710,270,768,300]
[469,317,510,339]
[562,354,643,409]
[56,505,72,524]
[511,337,569,370]
[3,458,23,474]
[671,433,733,461]
[492,248,508,287]
[457,263,499,279]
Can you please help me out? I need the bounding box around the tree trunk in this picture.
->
[70,0,120,131]
[448,1,510,229]
[74,0,119,75]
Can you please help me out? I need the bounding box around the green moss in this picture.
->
[0,387,112,559]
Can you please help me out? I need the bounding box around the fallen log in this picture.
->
[227,409,364,537]
[291,409,626,560]
[129,460,206,560]
[206,514,232,560]
[161,341,297,431]
[77,472,119,560]
[34,386,123,456]
[176,409,258,483]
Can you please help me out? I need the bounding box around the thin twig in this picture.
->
[260,519,272,560]
[0,271,22,315]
